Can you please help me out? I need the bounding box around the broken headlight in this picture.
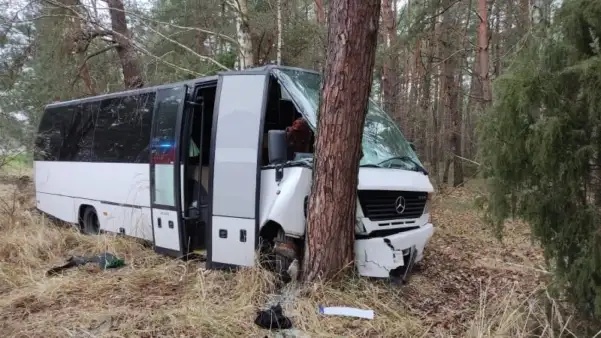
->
[422,192,433,220]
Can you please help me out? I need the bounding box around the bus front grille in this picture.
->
[357,190,428,222]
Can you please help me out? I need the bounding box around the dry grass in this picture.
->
[0,172,588,337]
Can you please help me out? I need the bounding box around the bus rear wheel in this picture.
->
[82,207,100,235]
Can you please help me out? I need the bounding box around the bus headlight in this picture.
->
[355,218,366,233]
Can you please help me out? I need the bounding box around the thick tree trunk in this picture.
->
[106,0,143,88]
[302,0,381,282]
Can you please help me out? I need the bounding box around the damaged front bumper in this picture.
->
[354,223,434,278]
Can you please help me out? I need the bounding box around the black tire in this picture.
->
[82,207,100,235]
[259,229,293,273]
[272,229,294,276]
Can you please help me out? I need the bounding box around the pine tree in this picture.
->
[479,0,601,317]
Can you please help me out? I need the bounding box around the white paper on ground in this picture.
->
[318,306,375,319]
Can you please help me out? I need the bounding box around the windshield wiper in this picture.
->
[359,164,381,168]
[377,156,429,176]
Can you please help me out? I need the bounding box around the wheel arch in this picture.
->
[259,220,284,241]
[78,204,95,229]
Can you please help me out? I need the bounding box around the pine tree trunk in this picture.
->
[313,0,327,71]
[518,0,530,35]
[426,0,439,181]
[492,3,502,78]
[467,48,481,160]
[478,0,492,104]
[440,0,462,186]
[314,0,326,25]
[302,0,381,282]
[420,41,432,163]
[459,0,472,160]
[64,0,96,95]
[381,0,398,119]
[106,0,143,88]
[408,40,421,143]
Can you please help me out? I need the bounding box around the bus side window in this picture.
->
[94,94,154,163]
[35,108,62,161]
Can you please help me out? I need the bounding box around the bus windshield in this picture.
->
[273,68,424,172]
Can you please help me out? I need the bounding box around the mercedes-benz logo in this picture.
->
[394,196,406,214]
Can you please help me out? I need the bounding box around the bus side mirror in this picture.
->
[409,142,416,151]
[268,130,288,165]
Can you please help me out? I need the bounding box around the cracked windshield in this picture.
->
[274,69,424,173]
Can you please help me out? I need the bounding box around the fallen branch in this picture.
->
[452,153,481,166]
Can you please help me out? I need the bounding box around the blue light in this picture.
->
[158,143,172,148]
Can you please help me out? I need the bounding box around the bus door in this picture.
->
[206,71,269,269]
[150,84,189,257]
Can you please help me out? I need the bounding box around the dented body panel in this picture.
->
[355,223,434,278]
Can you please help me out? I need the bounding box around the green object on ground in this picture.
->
[46,252,126,276]
[105,257,125,269]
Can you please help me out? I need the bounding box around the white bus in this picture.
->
[34,66,434,279]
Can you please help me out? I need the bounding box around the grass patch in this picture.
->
[0,173,590,337]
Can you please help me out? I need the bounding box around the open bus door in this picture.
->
[206,71,269,270]
[150,84,189,257]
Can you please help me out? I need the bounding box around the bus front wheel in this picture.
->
[81,207,100,235]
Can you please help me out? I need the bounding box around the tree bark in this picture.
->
[276,0,282,65]
[518,0,530,35]
[477,0,492,105]
[467,40,482,160]
[302,0,381,282]
[431,36,441,181]
[314,0,326,25]
[106,0,143,89]
[408,39,421,143]
[492,2,502,78]
[313,0,327,71]
[62,0,96,95]
[440,0,463,186]
[229,0,254,69]
[459,0,472,160]
[381,0,398,119]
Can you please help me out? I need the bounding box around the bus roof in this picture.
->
[45,65,319,109]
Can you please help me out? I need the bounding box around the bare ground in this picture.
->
[0,172,583,337]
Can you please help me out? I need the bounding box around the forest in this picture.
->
[1,0,601,336]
